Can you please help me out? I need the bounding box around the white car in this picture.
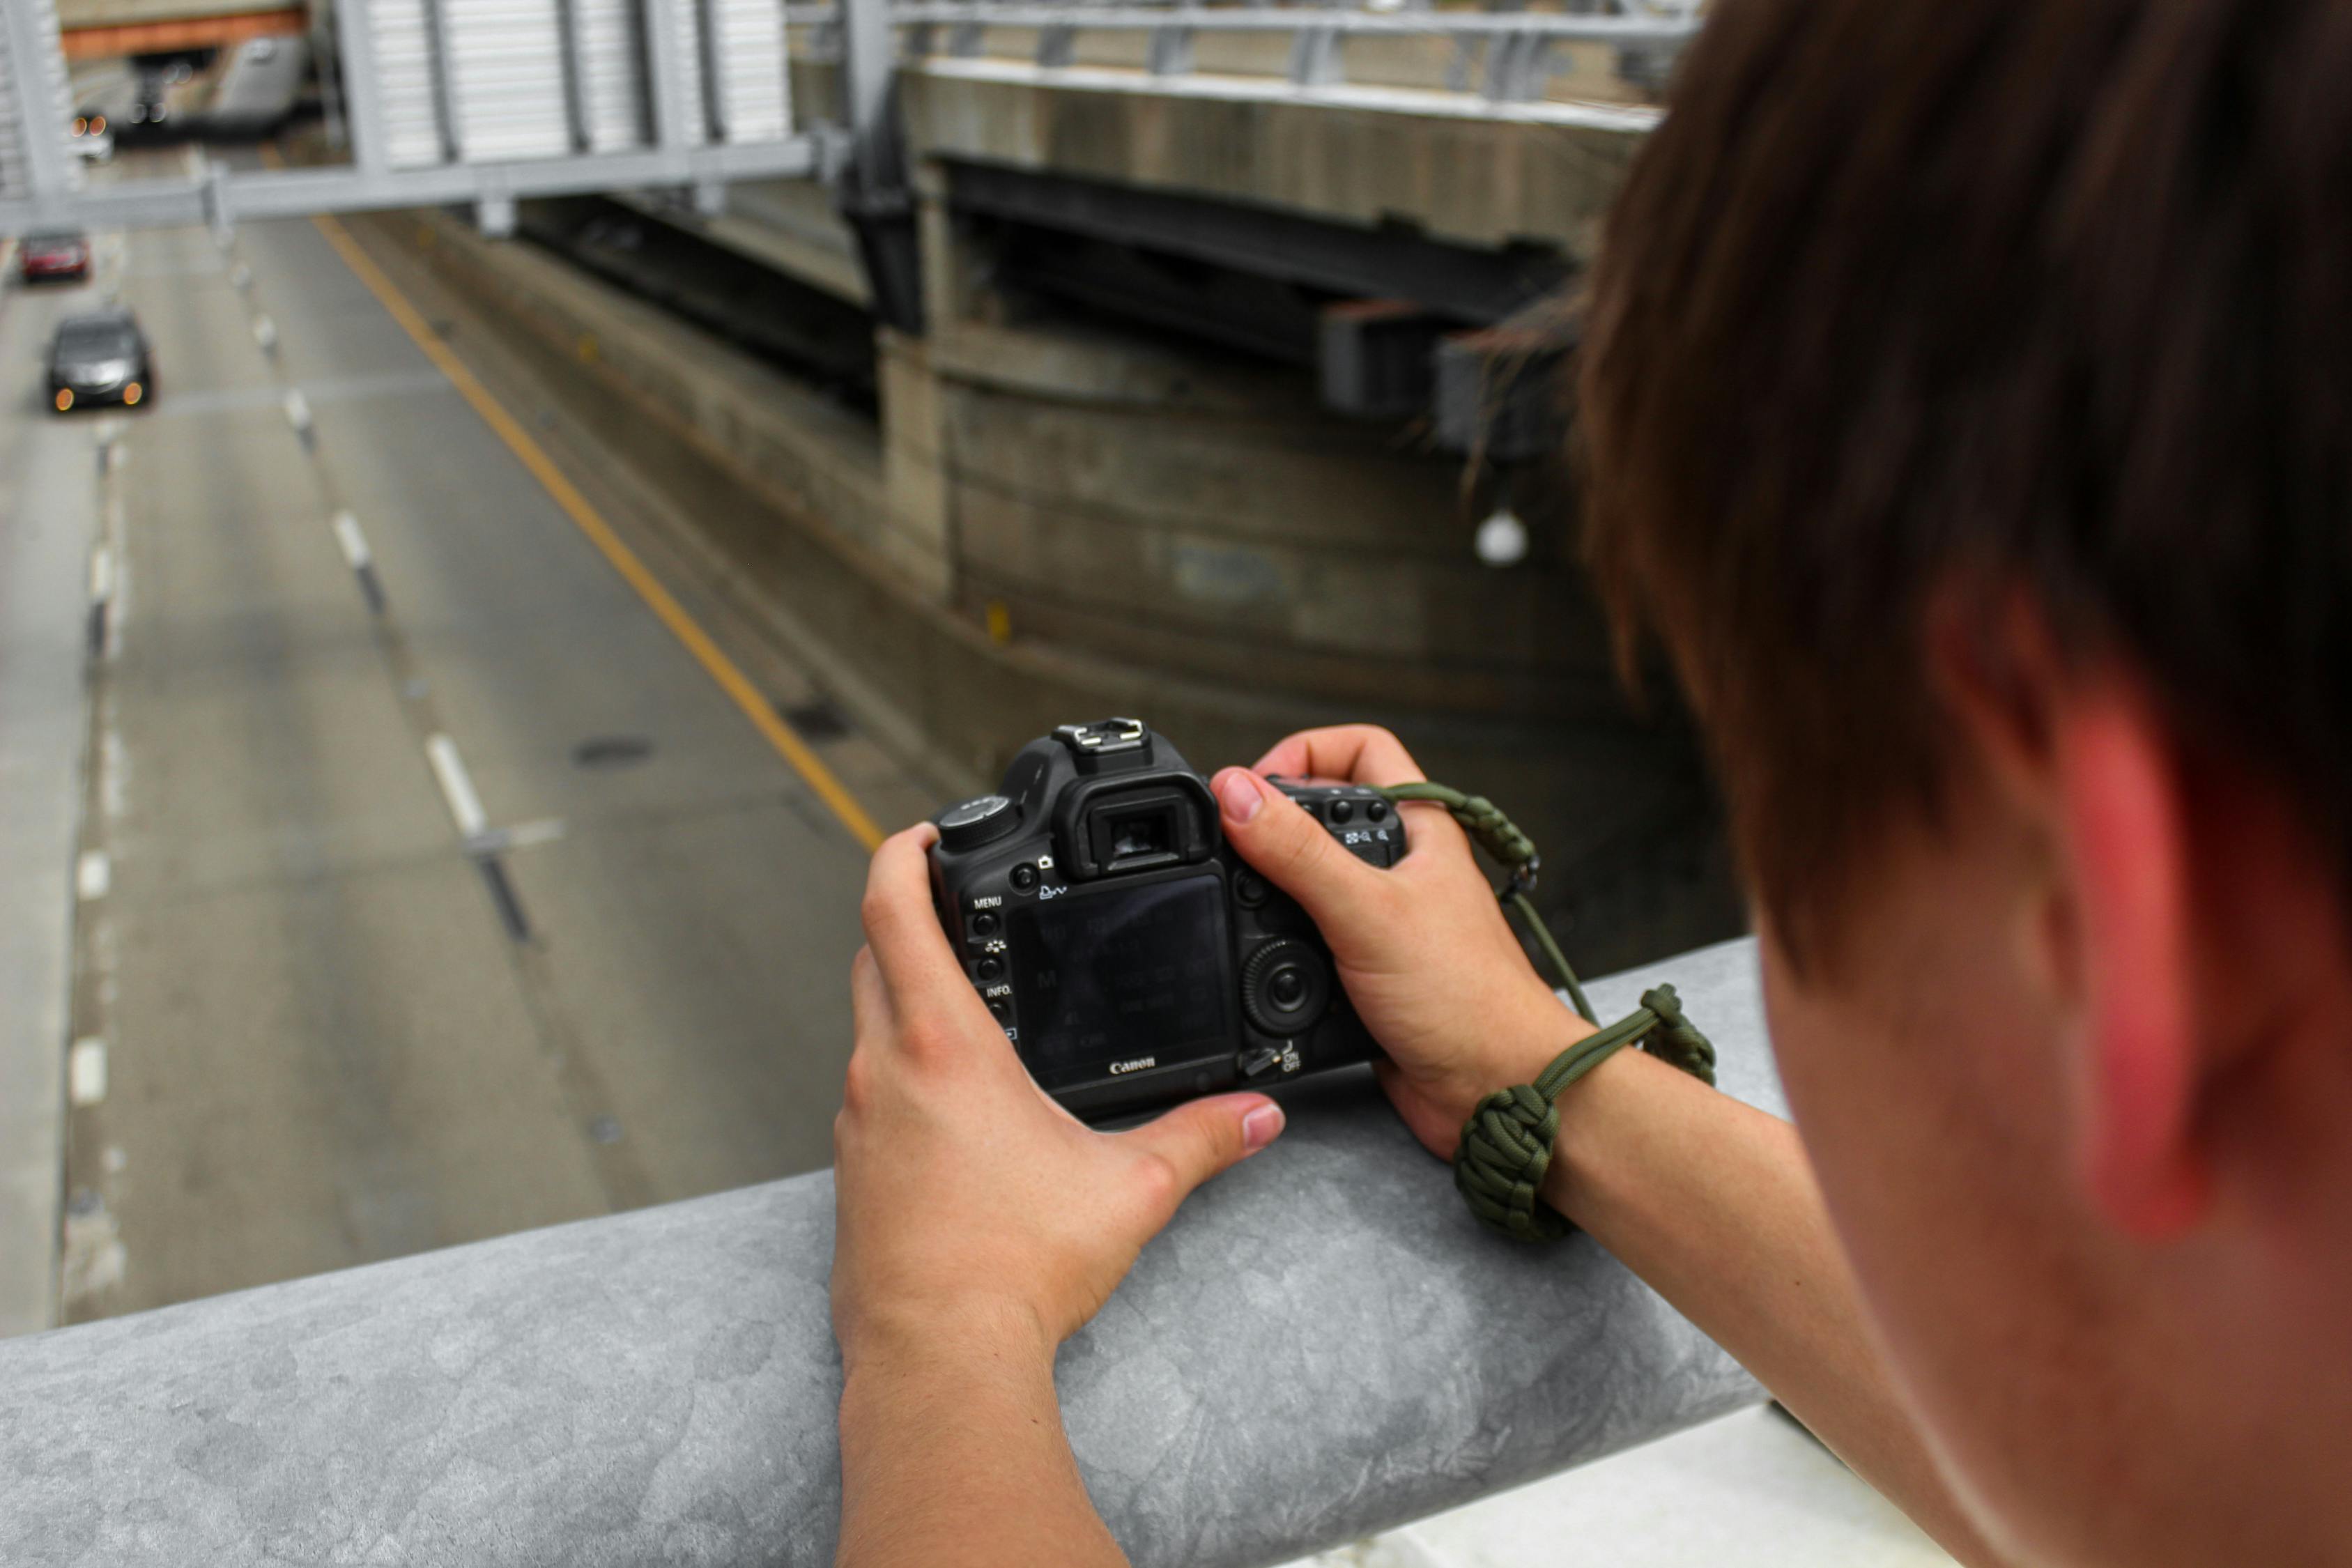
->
[68,113,114,164]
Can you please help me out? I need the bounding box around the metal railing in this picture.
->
[0,937,1774,1567]
[792,0,1703,104]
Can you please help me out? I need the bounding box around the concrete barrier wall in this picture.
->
[0,939,1778,1568]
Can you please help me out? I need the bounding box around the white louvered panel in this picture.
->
[573,0,649,153]
[0,17,23,202]
[447,0,571,160]
[0,0,83,201]
[708,0,792,144]
[371,0,445,169]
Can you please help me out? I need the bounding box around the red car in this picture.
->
[18,233,91,283]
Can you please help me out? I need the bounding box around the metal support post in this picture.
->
[833,0,922,332]
[421,0,462,162]
[1146,23,1194,77]
[693,0,728,143]
[555,0,592,151]
[1287,26,1344,88]
[837,0,898,195]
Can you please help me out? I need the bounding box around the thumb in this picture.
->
[1121,1093,1285,1212]
[1211,767,1380,927]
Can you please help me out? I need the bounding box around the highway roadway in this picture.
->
[2,151,934,1325]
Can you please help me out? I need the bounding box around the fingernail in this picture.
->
[1215,769,1263,825]
[1241,1102,1284,1152]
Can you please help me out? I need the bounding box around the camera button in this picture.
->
[1365,799,1390,822]
[1009,863,1039,892]
[987,997,1011,1021]
[1328,797,1355,823]
[1232,868,1269,908]
[976,956,1004,981]
[970,909,1001,938]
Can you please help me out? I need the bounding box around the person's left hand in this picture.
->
[831,823,1286,1372]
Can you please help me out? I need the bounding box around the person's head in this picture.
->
[1581,1,2352,1563]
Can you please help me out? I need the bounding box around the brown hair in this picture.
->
[1580,0,2352,960]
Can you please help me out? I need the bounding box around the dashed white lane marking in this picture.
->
[89,546,114,605]
[76,851,111,902]
[424,734,489,840]
[100,725,128,822]
[468,817,567,856]
[282,387,312,436]
[252,313,279,353]
[331,509,371,569]
[500,817,566,852]
[68,1039,107,1107]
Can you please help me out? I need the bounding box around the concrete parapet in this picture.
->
[0,939,1777,1568]
[898,61,1645,258]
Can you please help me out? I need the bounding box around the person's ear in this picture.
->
[1929,594,2213,1240]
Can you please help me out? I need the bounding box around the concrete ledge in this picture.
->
[0,939,1775,1567]
[900,61,1645,259]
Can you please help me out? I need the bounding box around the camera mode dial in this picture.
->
[935,794,1020,853]
[1240,939,1332,1038]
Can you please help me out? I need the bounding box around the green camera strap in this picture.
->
[1370,781,1718,1243]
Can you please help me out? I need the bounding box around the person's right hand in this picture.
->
[1211,725,1590,1158]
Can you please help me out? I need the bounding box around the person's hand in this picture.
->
[831,823,1286,1373]
[1212,725,1588,1158]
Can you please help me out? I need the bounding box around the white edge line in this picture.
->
[331,510,371,570]
[424,734,489,840]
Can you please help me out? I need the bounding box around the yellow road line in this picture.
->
[305,208,886,852]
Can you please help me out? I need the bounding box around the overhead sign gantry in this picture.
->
[0,0,852,238]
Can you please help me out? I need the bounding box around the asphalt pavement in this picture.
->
[3,154,928,1325]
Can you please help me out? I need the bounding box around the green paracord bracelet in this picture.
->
[1369,782,1719,1243]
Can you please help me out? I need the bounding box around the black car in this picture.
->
[47,309,155,413]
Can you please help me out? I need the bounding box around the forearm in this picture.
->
[1544,1050,2008,1567]
[836,1314,1126,1568]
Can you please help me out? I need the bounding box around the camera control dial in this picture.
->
[935,794,1020,852]
[1240,939,1332,1038]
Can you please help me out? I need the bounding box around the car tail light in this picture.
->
[123,383,143,406]
[55,389,74,412]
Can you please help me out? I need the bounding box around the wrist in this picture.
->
[837,1290,1057,1382]
[1461,987,1595,1117]
[1535,1045,1668,1226]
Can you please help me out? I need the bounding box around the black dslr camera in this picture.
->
[927,718,1401,1122]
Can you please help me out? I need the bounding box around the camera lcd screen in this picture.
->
[1006,875,1231,1085]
